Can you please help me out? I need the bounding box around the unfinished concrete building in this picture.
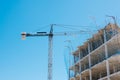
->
[69,23,120,80]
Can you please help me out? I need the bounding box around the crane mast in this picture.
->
[48,25,53,80]
[21,24,92,80]
[21,25,54,80]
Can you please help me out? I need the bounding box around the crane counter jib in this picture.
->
[21,32,54,40]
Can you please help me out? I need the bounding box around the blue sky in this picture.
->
[1,0,120,80]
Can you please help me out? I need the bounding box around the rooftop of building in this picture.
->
[72,23,120,56]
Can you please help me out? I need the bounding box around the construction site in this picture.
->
[69,22,120,80]
[21,17,120,80]
[2,0,120,80]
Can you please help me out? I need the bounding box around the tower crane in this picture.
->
[21,24,93,80]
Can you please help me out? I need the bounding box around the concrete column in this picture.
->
[113,64,116,73]
[74,78,76,80]
[87,42,92,80]
[89,70,92,80]
[104,30,108,58]
[106,60,110,80]
[88,42,91,68]
[80,74,82,80]
[85,77,87,80]
[79,61,81,73]
[104,30,110,80]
